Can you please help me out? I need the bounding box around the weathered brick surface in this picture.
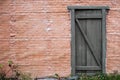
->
[0,0,120,78]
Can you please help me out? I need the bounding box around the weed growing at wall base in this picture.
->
[0,60,32,80]
[39,73,120,80]
[78,73,120,80]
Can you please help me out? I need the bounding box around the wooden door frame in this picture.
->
[67,6,109,75]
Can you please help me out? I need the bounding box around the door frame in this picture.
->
[67,6,109,75]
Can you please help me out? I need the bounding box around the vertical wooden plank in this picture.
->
[71,9,76,75]
[76,19,87,73]
[102,9,107,73]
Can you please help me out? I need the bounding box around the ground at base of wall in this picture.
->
[35,76,78,80]
[35,73,120,80]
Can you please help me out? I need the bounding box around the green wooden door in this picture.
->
[68,6,109,75]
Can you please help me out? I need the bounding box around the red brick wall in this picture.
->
[0,0,120,78]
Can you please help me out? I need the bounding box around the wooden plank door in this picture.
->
[67,6,109,75]
[75,10,102,74]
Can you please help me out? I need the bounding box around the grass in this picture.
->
[78,73,120,80]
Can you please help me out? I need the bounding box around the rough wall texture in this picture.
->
[0,0,120,78]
